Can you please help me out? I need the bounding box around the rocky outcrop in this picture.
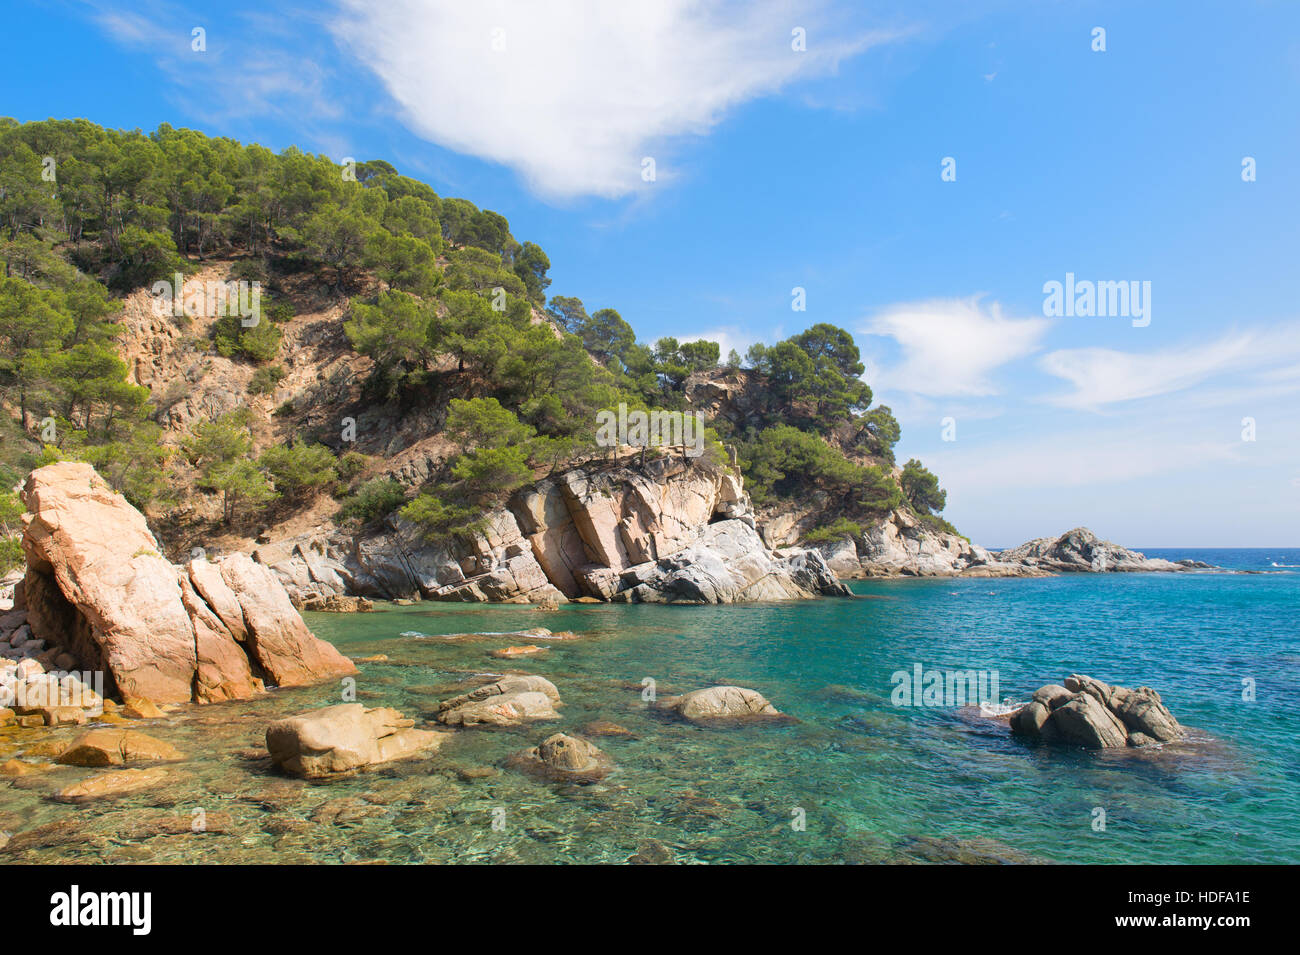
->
[661,685,783,723]
[994,528,1201,573]
[1009,674,1184,749]
[16,462,356,704]
[807,510,1031,579]
[265,703,444,777]
[807,517,1205,579]
[260,457,846,605]
[509,732,613,783]
[434,674,561,727]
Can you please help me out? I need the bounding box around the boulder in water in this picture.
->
[1010,674,1184,749]
[662,685,782,723]
[266,703,445,777]
[510,733,612,783]
[435,674,561,727]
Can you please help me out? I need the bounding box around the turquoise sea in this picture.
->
[2,549,1297,864]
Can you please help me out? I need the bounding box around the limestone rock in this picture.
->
[214,553,356,688]
[808,510,1028,579]
[1051,694,1130,748]
[299,594,374,613]
[1107,684,1182,742]
[1009,700,1050,736]
[325,458,842,605]
[1031,684,1073,709]
[265,703,444,778]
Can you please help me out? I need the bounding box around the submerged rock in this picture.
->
[435,674,561,727]
[510,733,612,783]
[265,703,444,778]
[490,645,547,659]
[55,767,171,803]
[58,729,184,767]
[1010,674,1184,749]
[578,720,633,738]
[896,834,1044,865]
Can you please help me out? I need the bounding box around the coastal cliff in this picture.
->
[253,454,847,604]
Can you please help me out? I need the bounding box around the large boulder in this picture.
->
[1050,693,1130,749]
[265,704,444,777]
[17,462,356,703]
[623,520,849,604]
[1107,684,1183,742]
[663,685,782,723]
[1010,674,1185,749]
[435,674,561,727]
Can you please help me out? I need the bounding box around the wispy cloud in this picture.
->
[861,296,1049,397]
[1040,324,1300,409]
[330,0,904,199]
[84,0,344,129]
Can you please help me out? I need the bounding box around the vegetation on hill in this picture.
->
[0,117,953,566]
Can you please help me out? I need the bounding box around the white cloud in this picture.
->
[861,296,1049,397]
[331,0,900,199]
[1040,324,1300,409]
[672,325,752,363]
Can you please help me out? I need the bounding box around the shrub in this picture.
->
[248,364,286,395]
[337,477,406,525]
[259,443,338,498]
[803,518,863,545]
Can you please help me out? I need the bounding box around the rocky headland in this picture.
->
[812,522,1212,580]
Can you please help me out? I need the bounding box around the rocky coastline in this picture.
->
[238,459,1210,608]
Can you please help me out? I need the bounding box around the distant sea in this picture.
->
[1139,546,1300,572]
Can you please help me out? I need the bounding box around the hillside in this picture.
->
[0,117,965,594]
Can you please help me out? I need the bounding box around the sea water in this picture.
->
[1,550,1296,864]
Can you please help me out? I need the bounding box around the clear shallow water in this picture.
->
[2,551,1297,864]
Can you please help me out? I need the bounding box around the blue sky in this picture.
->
[6,0,1299,546]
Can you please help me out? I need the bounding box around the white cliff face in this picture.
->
[258,456,846,604]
